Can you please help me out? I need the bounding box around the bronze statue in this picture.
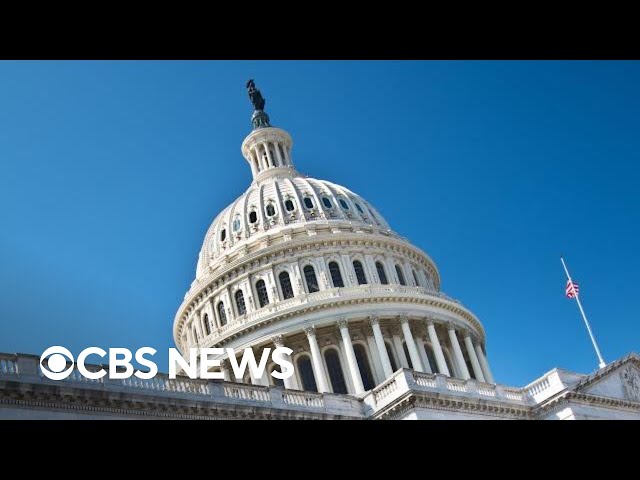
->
[246,79,266,111]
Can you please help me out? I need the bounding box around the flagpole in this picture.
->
[560,256,606,369]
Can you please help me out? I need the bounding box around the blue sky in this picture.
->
[0,60,638,387]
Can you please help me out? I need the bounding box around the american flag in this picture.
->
[566,279,579,298]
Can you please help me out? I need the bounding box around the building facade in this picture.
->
[1,82,639,419]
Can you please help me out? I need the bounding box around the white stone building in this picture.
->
[1,82,638,419]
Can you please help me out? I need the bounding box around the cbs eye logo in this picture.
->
[40,346,75,380]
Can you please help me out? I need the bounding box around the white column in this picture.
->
[283,144,292,166]
[337,319,364,394]
[272,335,295,390]
[417,340,432,373]
[463,334,486,383]
[427,320,450,376]
[274,142,283,166]
[263,142,274,168]
[341,254,355,286]
[220,359,232,382]
[370,316,393,378]
[392,330,409,368]
[249,151,258,177]
[399,316,424,372]
[447,323,471,380]
[304,326,330,393]
[365,333,384,385]
[475,343,494,384]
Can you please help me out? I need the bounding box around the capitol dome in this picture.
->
[173,81,494,394]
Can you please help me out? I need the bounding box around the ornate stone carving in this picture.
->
[303,325,316,337]
[271,335,285,348]
[398,315,409,325]
[621,366,640,402]
[337,318,349,330]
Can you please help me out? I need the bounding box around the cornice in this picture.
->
[200,291,485,348]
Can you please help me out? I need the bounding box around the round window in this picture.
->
[339,198,350,210]
[322,197,333,209]
[304,197,314,209]
[266,204,276,217]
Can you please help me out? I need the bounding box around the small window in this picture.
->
[328,261,344,288]
[285,199,295,211]
[249,211,258,224]
[376,261,388,285]
[353,260,367,285]
[395,265,406,286]
[232,216,241,232]
[303,197,314,209]
[303,265,320,293]
[220,229,226,242]
[279,271,294,300]
[265,203,276,217]
[297,356,317,392]
[235,290,246,316]
[256,280,269,308]
[203,314,210,336]
[217,302,227,327]
[322,197,333,209]
[339,198,349,210]
[355,203,364,214]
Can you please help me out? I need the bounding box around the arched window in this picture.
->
[256,280,269,308]
[355,203,364,214]
[285,199,295,212]
[322,197,333,209]
[303,265,319,293]
[376,262,389,285]
[235,290,246,316]
[353,344,375,390]
[395,265,406,286]
[402,342,413,370]
[217,302,227,327]
[338,198,349,210]
[328,261,344,288]
[353,260,367,285]
[220,228,226,242]
[297,356,317,392]
[265,203,276,217]
[385,342,398,372]
[324,349,348,394]
[203,314,210,336]
[303,197,314,209]
[232,216,241,232]
[249,211,258,224]
[412,269,420,287]
[279,271,294,299]
[425,343,438,374]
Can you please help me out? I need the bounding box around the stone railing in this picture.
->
[367,370,538,414]
[202,284,473,345]
[0,353,366,418]
[0,354,18,375]
[223,383,270,402]
[525,376,551,397]
[283,391,324,408]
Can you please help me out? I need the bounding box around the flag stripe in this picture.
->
[566,279,579,298]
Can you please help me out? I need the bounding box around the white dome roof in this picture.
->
[196,171,393,279]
